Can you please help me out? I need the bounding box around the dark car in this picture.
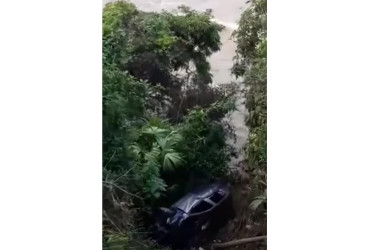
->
[154,182,234,249]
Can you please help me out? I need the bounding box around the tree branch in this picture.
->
[104,150,116,169]
[103,210,123,233]
[210,235,267,249]
[113,165,137,183]
[103,181,143,200]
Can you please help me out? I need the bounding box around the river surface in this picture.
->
[102,0,249,168]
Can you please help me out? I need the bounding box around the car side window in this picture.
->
[209,192,224,203]
[190,200,213,214]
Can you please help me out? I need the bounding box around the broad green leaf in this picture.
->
[163,152,183,171]
[250,198,265,211]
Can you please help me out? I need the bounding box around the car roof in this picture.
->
[171,182,226,213]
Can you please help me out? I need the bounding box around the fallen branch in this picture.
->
[103,181,143,200]
[103,210,123,233]
[210,235,267,249]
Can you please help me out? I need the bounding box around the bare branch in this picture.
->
[103,181,143,200]
[104,150,117,169]
[113,165,137,183]
[210,235,267,249]
[103,210,123,233]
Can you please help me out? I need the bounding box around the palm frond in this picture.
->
[164,131,183,149]
[155,136,167,151]
[142,126,169,137]
[163,152,183,171]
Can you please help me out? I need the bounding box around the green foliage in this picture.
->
[248,125,267,168]
[103,1,223,122]
[104,233,130,250]
[164,6,223,82]
[235,0,267,217]
[103,2,138,67]
[235,0,267,167]
[102,68,147,173]
[103,1,222,82]
[102,0,232,196]
[233,0,267,65]
[103,1,137,36]
[131,123,184,199]
[250,189,267,213]
[179,99,235,178]
[102,2,234,249]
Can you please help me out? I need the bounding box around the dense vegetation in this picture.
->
[102,2,236,249]
[102,0,267,248]
[203,2,267,248]
[234,0,267,224]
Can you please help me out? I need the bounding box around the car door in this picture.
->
[188,199,217,231]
